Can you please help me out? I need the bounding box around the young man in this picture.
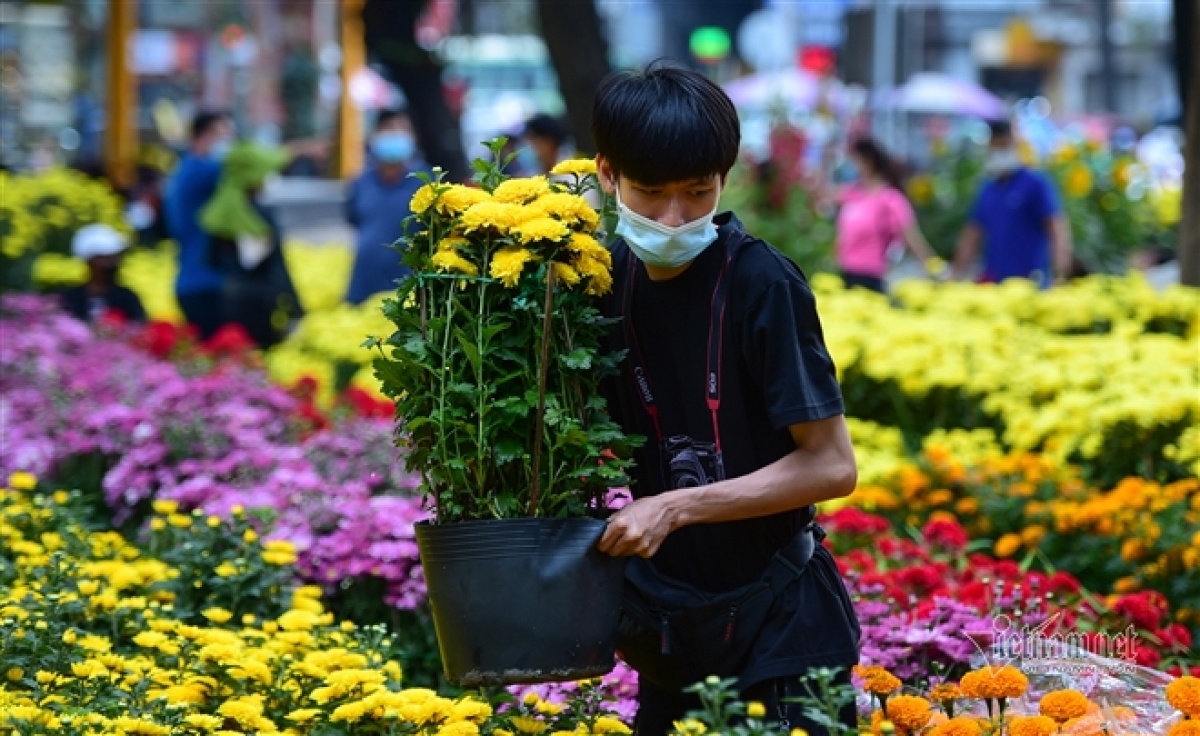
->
[164,111,235,339]
[345,108,430,305]
[593,61,861,736]
[60,224,146,325]
[952,120,1074,287]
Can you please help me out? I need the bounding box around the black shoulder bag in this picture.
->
[613,230,824,692]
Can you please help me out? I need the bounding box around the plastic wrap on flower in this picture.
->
[960,637,1182,732]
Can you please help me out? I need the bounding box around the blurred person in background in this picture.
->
[517,113,571,175]
[344,108,430,305]
[833,137,938,293]
[952,120,1073,288]
[199,142,303,349]
[164,111,235,339]
[60,224,146,325]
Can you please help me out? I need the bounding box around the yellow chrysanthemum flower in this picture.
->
[489,247,539,288]
[202,608,234,624]
[493,176,551,204]
[437,185,492,216]
[411,183,438,214]
[550,158,597,177]
[460,201,530,235]
[574,254,613,296]
[535,192,600,231]
[1038,689,1089,722]
[550,261,582,288]
[512,217,570,246]
[431,250,480,277]
[565,231,611,266]
[438,235,472,253]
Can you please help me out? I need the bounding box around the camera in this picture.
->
[662,435,725,489]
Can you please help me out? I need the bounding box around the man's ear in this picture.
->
[596,155,617,195]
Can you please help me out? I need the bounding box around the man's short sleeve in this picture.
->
[740,277,845,429]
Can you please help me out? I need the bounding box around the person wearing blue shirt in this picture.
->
[344,109,430,305]
[163,111,235,338]
[953,120,1073,288]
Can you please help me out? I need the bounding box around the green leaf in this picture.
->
[455,331,482,374]
[561,348,593,370]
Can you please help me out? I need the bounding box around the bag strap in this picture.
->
[619,229,749,452]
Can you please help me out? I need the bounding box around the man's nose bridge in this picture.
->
[661,195,688,227]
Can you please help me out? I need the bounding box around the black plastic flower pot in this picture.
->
[415,516,627,687]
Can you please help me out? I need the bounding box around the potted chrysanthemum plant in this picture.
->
[367,139,637,686]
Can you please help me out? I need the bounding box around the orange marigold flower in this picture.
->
[959,665,1028,700]
[854,665,902,695]
[929,683,963,704]
[1168,722,1200,736]
[885,695,932,735]
[927,719,983,736]
[1167,676,1200,718]
[1008,715,1058,736]
[1039,689,1090,722]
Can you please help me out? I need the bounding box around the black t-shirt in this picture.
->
[602,213,860,684]
[603,213,844,592]
[60,285,147,324]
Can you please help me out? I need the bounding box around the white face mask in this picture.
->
[985,147,1022,176]
[614,183,721,268]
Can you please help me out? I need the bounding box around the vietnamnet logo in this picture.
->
[969,612,1141,675]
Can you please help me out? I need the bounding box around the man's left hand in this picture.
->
[597,495,676,558]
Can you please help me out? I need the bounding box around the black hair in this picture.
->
[191,111,231,141]
[850,137,904,191]
[376,107,410,130]
[592,59,740,186]
[522,113,569,146]
[988,119,1014,141]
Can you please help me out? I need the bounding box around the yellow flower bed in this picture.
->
[0,474,626,732]
[812,274,1198,482]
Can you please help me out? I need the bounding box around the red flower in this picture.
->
[922,517,969,552]
[342,386,393,419]
[292,375,320,400]
[896,564,947,596]
[990,560,1020,580]
[1131,645,1162,668]
[1114,592,1165,631]
[821,507,891,537]
[134,320,185,358]
[99,308,129,330]
[1157,623,1193,652]
[203,324,257,356]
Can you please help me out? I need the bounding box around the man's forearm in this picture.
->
[662,445,856,530]
[1052,217,1074,277]
[952,227,979,276]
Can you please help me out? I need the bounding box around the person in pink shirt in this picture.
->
[835,138,937,293]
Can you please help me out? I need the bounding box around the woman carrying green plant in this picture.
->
[199,143,303,349]
[590,61,861,736]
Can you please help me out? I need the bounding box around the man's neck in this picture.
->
[377,163,406,183]
[643,261,692,281]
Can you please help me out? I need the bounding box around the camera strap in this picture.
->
[620,231,747,454]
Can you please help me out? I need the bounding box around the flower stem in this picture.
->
[529,265,557,516]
